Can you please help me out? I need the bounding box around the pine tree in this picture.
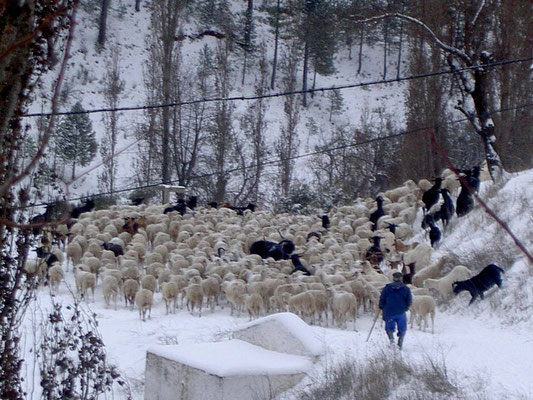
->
[56,102,97,180]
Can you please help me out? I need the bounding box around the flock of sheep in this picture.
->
[25,166,490,333]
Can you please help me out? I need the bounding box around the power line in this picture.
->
[21,56,533,118]
[26,101,533,208]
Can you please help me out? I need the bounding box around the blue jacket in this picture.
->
[379,281,412,320]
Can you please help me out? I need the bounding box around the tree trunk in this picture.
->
[270,0,281,90]
[135,0,141,12]
[396,2,405,80]
[242,0,253,85]
[357,25,364,75]
[98,0,110,48]
[472,66,504,181]
[383,18,388,80]
[302,41,309,107]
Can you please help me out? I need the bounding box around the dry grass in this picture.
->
[294,348,466,400]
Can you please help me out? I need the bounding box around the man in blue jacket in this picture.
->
[379,271,412,349]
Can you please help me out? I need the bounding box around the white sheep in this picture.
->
[48,264,64,293]
[161,281,178,314]
[135,289,153,321]
[403,243,433,271]
[224,280,247,316]
[328,289,357,330]
[123,278,140,309]
[102,275,119,310]
[185,283,204,317]
[423,265,472,301]
[307,290,329,326]
[141,274,157,293]
[201,276,220,312]
[244,293,263,321]
[288,291,315,323]
[80,272,96,302]
[412,255,454,287]
[410,295,436,333]
[66,241,83,270]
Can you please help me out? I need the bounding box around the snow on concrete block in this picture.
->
[144,339,312,400]
[233,312,325,361]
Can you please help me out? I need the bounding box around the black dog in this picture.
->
[452,264,505,305]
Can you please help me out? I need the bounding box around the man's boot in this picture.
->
[397,333,405,350]
[386,331,395,346]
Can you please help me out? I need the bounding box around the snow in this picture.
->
[238,312,325,357]
[17,2,533,399]
[148,340,313,377]
[20,169,533,400]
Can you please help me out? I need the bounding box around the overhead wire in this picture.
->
[21,56,533,118]
[22,55,533,193]
[25,101,533,208]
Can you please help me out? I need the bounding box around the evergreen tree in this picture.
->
[56,102,97,180]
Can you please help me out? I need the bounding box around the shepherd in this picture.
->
[379,271,412,350]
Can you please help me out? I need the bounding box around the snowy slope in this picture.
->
[20,169,533,400]
[29,0,408,201]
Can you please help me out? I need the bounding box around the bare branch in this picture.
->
[471,0,486,27]
[351,13,472,65]
[0,4,78,197]
[455,105,481,132]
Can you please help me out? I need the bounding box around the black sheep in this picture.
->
[102,242,124,257]
[33,247,59,268]
[422,178,442,214]
[321,214,330,230]
[131,197,144,206]
[427,219,441,248]
[306,231,321,241]
[230,203,256,216]
[401,263,416,285]
[463,166,481,194]
[70,199,95,219]
[439,188,455,227]
[369,196,385,231]
[30,206,53,235]
[365,236,384,266]
[452,264,505,305]
[164,199,187,215]
[421,212,440,230]
[249,239,295,261]
[456,180,474,217]
[186,196,198,210]
[290,254,312,276]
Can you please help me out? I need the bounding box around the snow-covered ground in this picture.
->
[20,169,533,400]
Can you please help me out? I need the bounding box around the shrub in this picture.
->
[37,300,131,399]
[293,348,469,400]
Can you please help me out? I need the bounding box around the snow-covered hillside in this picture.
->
[29,0,408,201]
[21,168,533,400]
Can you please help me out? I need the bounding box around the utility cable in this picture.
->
[21,56,533,118]
[24,101,533,208]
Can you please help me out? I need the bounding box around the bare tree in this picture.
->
[276,42,301,197]
[356,6,512,181]
[136,0,188,190]
[99,46,125,194]
[0,2,74,397]
[237,42,269,204]
[194,41,236,204]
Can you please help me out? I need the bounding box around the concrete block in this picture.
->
[144,340,312,400]
[233,312,325,361]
